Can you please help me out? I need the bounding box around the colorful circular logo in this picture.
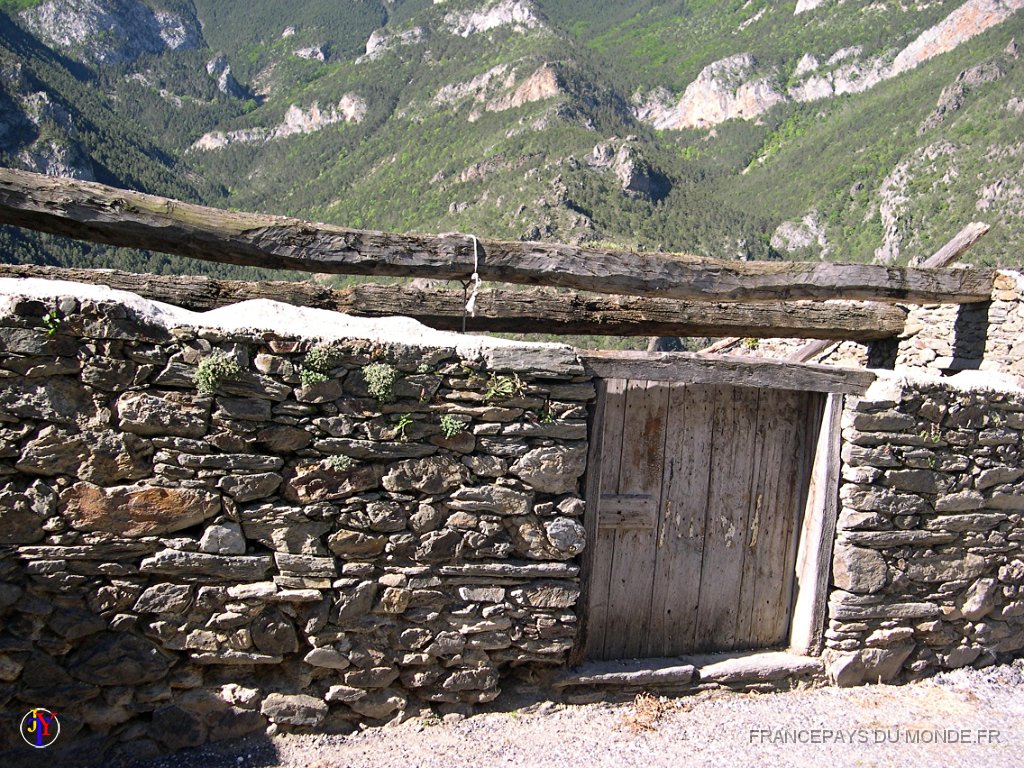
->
[20,708,60,749]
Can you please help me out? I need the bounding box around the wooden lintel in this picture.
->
[0,168,995,304]
[579,350,876,395]
[0,264,908,340]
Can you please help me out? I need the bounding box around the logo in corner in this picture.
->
[20,708,60,749]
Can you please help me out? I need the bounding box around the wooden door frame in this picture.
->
[570,353,861,665]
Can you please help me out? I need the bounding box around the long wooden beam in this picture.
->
[579,350,876,394]
[0,168,994,304]
[0,264,907,339]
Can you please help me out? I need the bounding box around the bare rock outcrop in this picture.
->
[444,0,543,38]
[19,0,202,66]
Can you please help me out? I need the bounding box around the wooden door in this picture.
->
[584,380,824,661]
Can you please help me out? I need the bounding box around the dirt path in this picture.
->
[137,661,1024,768]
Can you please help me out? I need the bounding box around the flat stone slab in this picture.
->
[554,658,698,689]
[556,650,823,689]
[681,650,824,684]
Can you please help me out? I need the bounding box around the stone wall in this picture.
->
[893,270,1024,377]
[826,373,1024,686]
[0,292,594,764]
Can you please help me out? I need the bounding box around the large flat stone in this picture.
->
[61,482,220,537]
[116,392,209,438]
[140,549,273,580]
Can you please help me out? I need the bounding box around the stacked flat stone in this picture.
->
[0,296,593,763]
[826,377,1024,687]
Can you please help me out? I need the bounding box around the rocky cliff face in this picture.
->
[444,0,543,38]
[192,96,368,151]
[19,0,202,66]
[636,0,1023,130]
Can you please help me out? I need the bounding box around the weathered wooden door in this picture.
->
[584,379,824,660]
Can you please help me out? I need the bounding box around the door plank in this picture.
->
[692,385,760,652]
[647,383,716,657]
[584,378,627,660]
[604,380,669,659]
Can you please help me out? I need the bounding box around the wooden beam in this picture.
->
[917,221,991,268]
[579,350,875,395]
[0,168,994,304]
[0,264,909,340]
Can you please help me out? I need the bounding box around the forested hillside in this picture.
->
[1,0,1022,272]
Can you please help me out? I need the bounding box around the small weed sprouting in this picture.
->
[41,309,62,336]
[304,345,342,374]
[440,414,466,438]
[620,692,679,733]
[327,454,356,472]
[416,362,431,374]
[299,368,330,387]
[742,337,760,350]
[484,372,524,403]
[194,351,242,396]
[395,413,414,441]
[363,362,398,402]
[540,403,556,424]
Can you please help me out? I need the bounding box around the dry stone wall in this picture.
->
[894,270,1024,376]
[827,374,1024,686]
[0,295,594,764]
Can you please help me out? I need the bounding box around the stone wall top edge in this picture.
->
[861,367,1024,402]
[0,278,585,375]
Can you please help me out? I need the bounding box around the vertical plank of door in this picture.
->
[584,378,626,660]
[603,379,668,660]
[692,384,760,653]
[746,389,803,648]
[771,391,827,644]
[649,383,714,656]
[733,386,774,649]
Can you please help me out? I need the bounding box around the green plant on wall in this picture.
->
[395,413,414,441]
[301,344,341,386]
[439,414,467,438]
[363,362,399,402]
[40,309,62,336]
[327,454,356,472]
[194,351,242,396]
[484,372,524,403]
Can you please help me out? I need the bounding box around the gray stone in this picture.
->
[295,379,343,403]
[884,470,949,494]
[134,584,193,613]
[275,553,337,578]
[851,411,917,432]
[68,632,170,686]
[315,438,437,460]
[383,456,469,494]
[257,425,312,452]
[260,693,327,726]
[923,513,1006,532]
[482,346,583,376]
[199,522,247,555]
[251,609,299,656]
[214,397,273,422]
[987,491,1024,510]
[328,530,388,558]
[140,550,273,580]
[0,377,96,426]
[0,493,45,544]
[999,560,1024,584]
[476,437,532,458]
[511,445,587,494]
[509,581,579,609]
[117,392,209,438]
[243,519,332,555]
[149,705,207,750]
[333,582,378,625]
[905,553,988,583]
[304,647,351,670]
[409,503,444,534]
[443,667,499,692]
[944,645,982,669]
[325,685,366,703]
[448,486,533,516]
[343,666,401,689]
[347,689,406,720]
[861,643,915,682]
[544,517,586,557]
[458,586,505,602]
[378,587,412,614]
[415,529,463,562]
[832,544,887,593]
[935,490,985,512]
[62,482,219,537]
[959,578,999,621]
[177,453,284,472]
[282,462,380,504]
[843,530,956,548]
[840,487,929,515]
[218,473,283,502]
[367,501,406,532]
[977,467,1024,490]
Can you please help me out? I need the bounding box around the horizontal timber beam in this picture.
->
[579,350,876,395]
[0,168,994,304]
[0,264,907,340]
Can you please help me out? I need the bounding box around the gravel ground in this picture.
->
[137,661,1024,768]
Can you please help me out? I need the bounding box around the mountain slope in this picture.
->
[0,0,1022,271]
